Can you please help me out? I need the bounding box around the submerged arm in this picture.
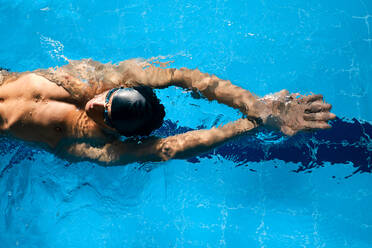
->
[123,64,336,136]
[58,118,257,166]
[34,67,97,105]
[34,59,335,136]
[120,63,262,119]
[34,59,129,104]
[34,59,260,114]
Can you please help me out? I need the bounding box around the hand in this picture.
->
[258,90,336,136]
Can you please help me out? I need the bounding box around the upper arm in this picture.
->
[117,59,175,89]
[34,67,97,104]
[65,142,137,165]
[35,59,129,103]
[55,117,256,166]
[35,59,176,103]
[57,138,165,166]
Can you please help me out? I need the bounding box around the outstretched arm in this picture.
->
[36,59,262,118]
[118,62,261,119]
[35,59,335,136]
[57,118,257,165]
[119,62,336,136]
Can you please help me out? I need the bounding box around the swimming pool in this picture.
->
[0,0,371,247]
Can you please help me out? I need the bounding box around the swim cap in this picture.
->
[104,87,152,134]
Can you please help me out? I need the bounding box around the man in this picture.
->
[0,59,335,165]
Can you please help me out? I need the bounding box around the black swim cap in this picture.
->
[105,86,165,136]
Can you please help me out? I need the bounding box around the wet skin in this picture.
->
[0,60,336,164]
[0,73,108,148]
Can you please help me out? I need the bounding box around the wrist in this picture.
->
[250,99,273,125]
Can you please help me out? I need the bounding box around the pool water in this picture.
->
[0,0,371,247]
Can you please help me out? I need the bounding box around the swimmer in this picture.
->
[0,59,335,165]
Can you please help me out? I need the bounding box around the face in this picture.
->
[85,90,113,130]
[86,88,149,136]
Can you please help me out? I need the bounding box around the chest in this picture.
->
[0,73,102,147]
[0,73,76,127]
[1,98,78,146]
[0,73,72,102]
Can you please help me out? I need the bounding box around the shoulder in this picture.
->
[18,72,59,90]
[33,67,96,102]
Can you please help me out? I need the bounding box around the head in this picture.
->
[85,86,165,137]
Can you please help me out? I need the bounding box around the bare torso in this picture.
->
[0,73,104,148]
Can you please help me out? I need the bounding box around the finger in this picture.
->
[304,121,331,129]
[304,94,323,103]
[304,112,336,121]
[305,102,332,113]
[281,126,296,136]
[328,112,336,120]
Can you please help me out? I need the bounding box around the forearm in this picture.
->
[134,65,261,119]
[61,139,163,166]
[157,118,257,161]
[79,118,257,163]
[174,68,262,118]
[60,118,257,165]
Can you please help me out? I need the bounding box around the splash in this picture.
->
[144,51,193,68]
[39,35,69,62]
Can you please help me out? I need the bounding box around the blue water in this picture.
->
[0,0,371,247]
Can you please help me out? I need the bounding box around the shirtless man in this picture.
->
[0,59,335,165]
